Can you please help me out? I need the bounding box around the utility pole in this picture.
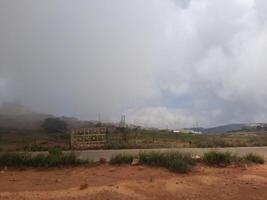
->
[119,115,126,128]
[196,121,200,132]
[98,113,101,123]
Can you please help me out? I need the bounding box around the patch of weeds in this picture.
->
[243,153,265,164]
[139,151,195,173]
[203,151,232,167]
[0,149,88,167]
[109,154,135,165]
[23,145,49,152]
[104,142,129,150]
[110,151,195,173]
[0,152,31,167]
[48,147,63,157]
[203,151,265,167]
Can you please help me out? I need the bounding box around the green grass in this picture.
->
[203,151,232,166]
[2,128,267,151]
[0,130,70,151]
[243,153,265,164]
[111,151,265,172]
[139,151,192,173]
[203,151,265,166]
[110,154,135,165]
[22,145,50,152]
[110,151,195,173]
[0,148,89,167]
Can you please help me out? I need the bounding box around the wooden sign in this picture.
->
[69,127,107,149]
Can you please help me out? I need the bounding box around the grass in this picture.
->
[22,145,50,152]
[105,130,267,149]
[203,151,265,166]
[0,131,70,151]
[0,148,89,167]
[2,128,267,151]
[110,151,265,172]
[109,154,135,165]
[110,151,196,173]
[244,153,265,164]
[203,151,232,166]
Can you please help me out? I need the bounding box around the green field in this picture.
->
[106,129,267,149]
[1,128,267,151]
[0,129,70,151]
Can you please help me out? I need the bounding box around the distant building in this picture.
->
[172,129,202,134]
[189,130,202,134]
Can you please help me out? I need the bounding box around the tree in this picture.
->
[42,118,67,133]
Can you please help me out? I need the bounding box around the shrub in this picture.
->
[0,153,31,167]
[203,151,232,167]
[244,153,265,164]
[109,151,195,173]
[168,159,190,173]
[110,154,135,165]
[0,151,88,167]
[139,152,165,166]
[48,147,63,157]
[23,145,49,152]
[203,151,265,167]
[139,151,195,173]
[105,142,129,149]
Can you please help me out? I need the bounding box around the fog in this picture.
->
[1,0,267,128]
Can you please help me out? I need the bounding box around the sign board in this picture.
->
[69,127,107,149]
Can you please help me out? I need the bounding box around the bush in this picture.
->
[48,147,63,157]
[0,153,31,167]
[203,151,265,167]
[244,153,265,164]
[139,151,195,173]
[105,142,129,149]
[23,145,49,152]
[168,159,189,173]
[110,154,135,165]
[0,150,88,167]
[139,152,165,166]
[110,151,195,173]
[203,151,232,167]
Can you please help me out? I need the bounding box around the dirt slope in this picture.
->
[0,164,267,200]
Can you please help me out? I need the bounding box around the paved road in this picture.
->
[68,146,267,161]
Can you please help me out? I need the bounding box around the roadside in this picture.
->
[71,146,267,161]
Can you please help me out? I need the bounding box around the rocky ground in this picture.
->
[0,164,267,200]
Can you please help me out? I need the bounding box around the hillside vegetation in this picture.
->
[1,128,267,151]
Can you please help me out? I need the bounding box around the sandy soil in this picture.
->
[0,164,267,200]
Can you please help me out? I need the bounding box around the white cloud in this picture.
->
[126,107,196,129]
[1,0,267,127]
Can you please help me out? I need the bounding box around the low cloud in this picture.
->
[1,0,267,128]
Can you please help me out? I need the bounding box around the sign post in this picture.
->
[69,127,107,149]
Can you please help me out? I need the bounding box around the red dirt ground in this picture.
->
[0,164,267,200]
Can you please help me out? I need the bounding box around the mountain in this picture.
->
[185,127,205,132]
[201,123,245,134]
[201,123,267,134]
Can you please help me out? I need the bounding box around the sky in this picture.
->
[1,0,267,128]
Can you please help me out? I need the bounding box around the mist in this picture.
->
[1,0,267,128]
